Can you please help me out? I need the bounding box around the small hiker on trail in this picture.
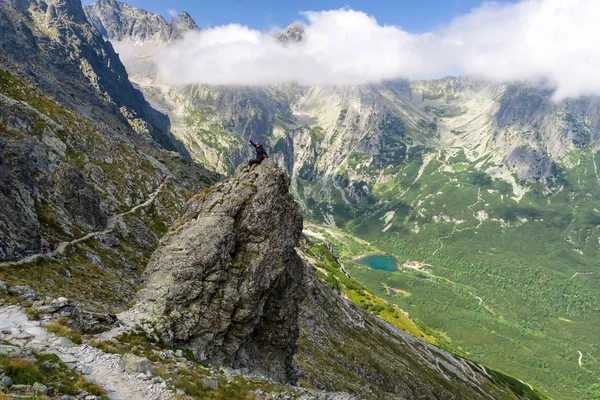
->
[161,174,167,184]
[49,242,56,253]
[41,240,49,255]
[247,136,270,172]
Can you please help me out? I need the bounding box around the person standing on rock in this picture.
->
[247,136,270,172]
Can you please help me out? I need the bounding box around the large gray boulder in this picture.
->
[137,160,306,384]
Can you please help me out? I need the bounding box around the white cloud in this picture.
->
[146,0,600,99]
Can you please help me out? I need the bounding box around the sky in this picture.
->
[83,0,519,32]
[90,0,600,99]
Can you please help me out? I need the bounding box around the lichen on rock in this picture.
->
[137,160,306,384]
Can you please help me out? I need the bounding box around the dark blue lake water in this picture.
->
[356,254,398,272]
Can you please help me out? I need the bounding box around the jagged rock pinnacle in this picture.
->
[137,160,306,383]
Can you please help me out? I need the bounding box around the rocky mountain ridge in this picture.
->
[84,0,199,44]
[83,1,600,223]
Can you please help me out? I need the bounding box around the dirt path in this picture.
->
[571,271,596,279]
[578,350,583,367]
[0,305,170,400]
[0,182,165,268]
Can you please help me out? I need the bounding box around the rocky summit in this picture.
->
[137,160,306,384]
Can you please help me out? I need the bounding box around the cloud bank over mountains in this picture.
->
[128,0,600,99]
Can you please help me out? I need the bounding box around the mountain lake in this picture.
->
[356,254,398,272]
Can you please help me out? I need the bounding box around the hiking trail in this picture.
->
[0,305,170,400]
[0,182,166,268]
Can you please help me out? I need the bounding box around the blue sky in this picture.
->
[83,0,518,32]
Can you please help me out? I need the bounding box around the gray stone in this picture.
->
[55,336,75,348]
[77,366,92,375]
[58,354,78,363]
[50,297,70,310]
[0,376,13,388]
[136,372,150,381]
[0,344,31,357]
[137,161,306,384]
[104,382,116,392]
[201,379,219,390]
[8,286,38,301]
[10,384,33,393]
[32,381,48,394]
[121,354,153,374]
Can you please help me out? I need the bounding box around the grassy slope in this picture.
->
[341,150,600,400]
[296,237,549,399]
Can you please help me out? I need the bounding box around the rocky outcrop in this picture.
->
[137,161,306,383]
[0,137,42,259]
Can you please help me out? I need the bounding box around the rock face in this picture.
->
[55,164,107,229]
[0,0,184,153]
[137,161,306,383]
[84,0,199,43]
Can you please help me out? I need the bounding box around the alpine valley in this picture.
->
[0,0,597,399]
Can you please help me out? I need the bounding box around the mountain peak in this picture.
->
[84,0,199,43]
[169,10,200,38]
[46,0,88,24]
[276,22,305,43]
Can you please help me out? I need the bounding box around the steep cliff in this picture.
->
[0,0,184,152]
[0,0,218,309]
